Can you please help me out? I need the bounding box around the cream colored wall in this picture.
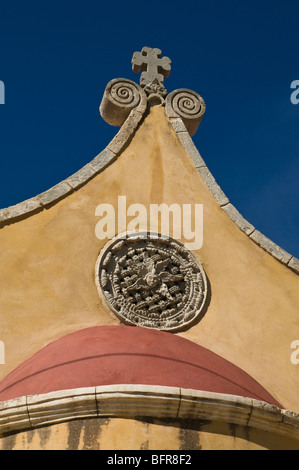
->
[1,417,298,450]
[0,105,299,413]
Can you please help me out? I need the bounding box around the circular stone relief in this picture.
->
[96,232,208,332]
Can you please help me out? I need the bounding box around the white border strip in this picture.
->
[0,385,298,441]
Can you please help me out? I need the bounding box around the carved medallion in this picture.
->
[96,233,208,332]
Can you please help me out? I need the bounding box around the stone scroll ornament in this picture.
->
[96,233,208,332]
[100,46,206,135]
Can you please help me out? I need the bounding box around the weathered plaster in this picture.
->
[0,105,298,416]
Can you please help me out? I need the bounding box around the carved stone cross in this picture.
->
[132,47,171,97]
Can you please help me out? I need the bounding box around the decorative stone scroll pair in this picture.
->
[100,46,206,136]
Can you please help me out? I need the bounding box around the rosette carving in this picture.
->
[100,78,147,127]
[96,232,208,332]
[166,89,206,136]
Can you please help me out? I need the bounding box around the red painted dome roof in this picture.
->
[0,325,282,407]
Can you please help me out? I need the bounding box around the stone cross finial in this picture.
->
[132,47,171,97]
[100,47,205,135]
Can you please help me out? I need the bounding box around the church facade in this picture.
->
[0,47,299,450]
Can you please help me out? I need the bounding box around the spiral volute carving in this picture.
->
[166,89,206,136]
[100,78,146,127]
[110,81,140,108]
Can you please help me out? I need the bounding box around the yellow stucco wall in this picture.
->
[1,417,298,450]
[0,105,298,414]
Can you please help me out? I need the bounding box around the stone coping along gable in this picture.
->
[0,82,298,276]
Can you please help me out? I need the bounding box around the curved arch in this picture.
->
[0,385,298,442]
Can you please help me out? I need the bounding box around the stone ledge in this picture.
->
[37,181,73,207]
[66,164,96,189]
[288,257,299,275]
[178,388,252,427]
[197,167,230,207]
[0,385,299,442]
[168,117,188,134]
[89,148,117,173]
[221,203,255,235]
[175,131,207,169]
[0,197,42,226]
[96,384,181,419]
[27,387,97,428]
[0,396,30,434]
[249,230,292,265]
[248,400,288,438]
[282,409,299,427]
[106,108,145,155]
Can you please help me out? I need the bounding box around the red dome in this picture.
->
[0,325,281,407]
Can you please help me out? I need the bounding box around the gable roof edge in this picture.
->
[0,100,146,228]
[0,102,298,276]
[167,115,299,276]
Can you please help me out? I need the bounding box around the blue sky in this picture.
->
[0,0,298,257]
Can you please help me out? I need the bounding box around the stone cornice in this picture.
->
[0,80,298,276]
[0,385,298,442]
